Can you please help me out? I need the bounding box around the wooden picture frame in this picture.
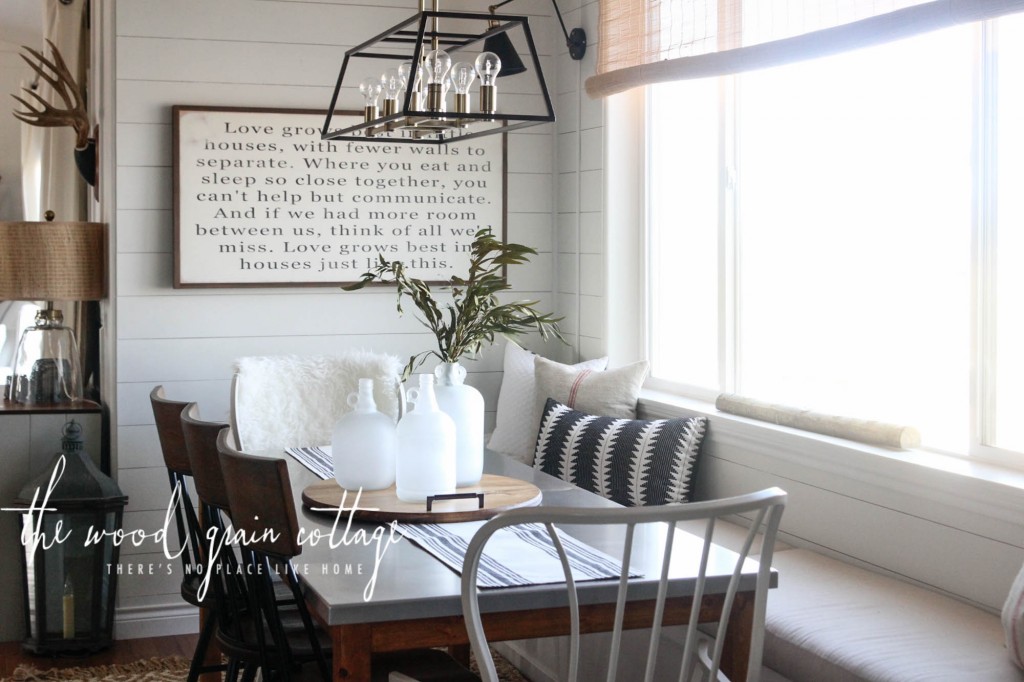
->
[172,105,507,288]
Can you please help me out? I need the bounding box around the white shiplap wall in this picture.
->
[110,0,564,635]
[552,0,604,363]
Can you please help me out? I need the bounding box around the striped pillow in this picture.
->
[533,399,707,507]
[1003,562,1024,670]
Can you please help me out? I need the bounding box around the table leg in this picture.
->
[721,593,754,681]
[331,624,372,681]
[448,643,471,668]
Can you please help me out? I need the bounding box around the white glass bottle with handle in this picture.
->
[332,378,397,491]
[396,373,456,502]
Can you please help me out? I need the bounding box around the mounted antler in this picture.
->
[12,39,91,149]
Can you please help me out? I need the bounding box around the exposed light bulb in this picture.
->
[450,62,476,95]
[398,61,413,88]
[424,49,451,112]
[474,51,502,86]
[424,49,452,85]
[475,51,501,114]
[381,68,402,100]
[450,61,476,114]
[380,68,401,117]
[360,76,382,106]
[359,76,382,124]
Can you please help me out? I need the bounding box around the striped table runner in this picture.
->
[400,521,641,588]
[285,446,333,480]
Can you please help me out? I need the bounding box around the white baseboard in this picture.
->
[113,603,199,640]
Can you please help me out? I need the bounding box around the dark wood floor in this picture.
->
[0,633,199,677]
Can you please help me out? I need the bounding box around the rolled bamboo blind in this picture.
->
[586,0,1024,98]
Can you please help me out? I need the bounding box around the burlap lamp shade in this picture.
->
[0,221,106,301]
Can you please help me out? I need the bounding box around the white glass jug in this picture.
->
[332,378,397,491]
[396,373,456,502]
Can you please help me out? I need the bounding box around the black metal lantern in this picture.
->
[15,421,128,654]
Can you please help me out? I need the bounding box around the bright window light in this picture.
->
[647,17,1024,461]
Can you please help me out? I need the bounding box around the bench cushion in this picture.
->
[765,549,1022,682]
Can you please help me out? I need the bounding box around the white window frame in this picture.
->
[632,19,1022,471]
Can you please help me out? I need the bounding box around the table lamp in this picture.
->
[0,214,106,406]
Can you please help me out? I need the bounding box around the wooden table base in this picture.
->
[319,592,754,682]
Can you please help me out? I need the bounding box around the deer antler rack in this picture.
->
[11,39,97,187]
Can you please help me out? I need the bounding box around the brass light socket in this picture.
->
[479,84,497,114]
[426,83,445,112]
[382,98,398,117]
[454,93,469,114]
[363,105,379,122]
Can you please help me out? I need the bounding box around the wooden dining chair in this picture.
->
[217,431,480,682]
[182,405,325,681]
[149,386,226,682]
[460,487,788,682]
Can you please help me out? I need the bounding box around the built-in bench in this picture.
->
[663,394,1024,682]
[764,547,1018,681]
[497,392,1024,681]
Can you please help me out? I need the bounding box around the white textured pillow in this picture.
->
[487,341,607,464]
[1003,562,1024,670]
[532,356,650,438]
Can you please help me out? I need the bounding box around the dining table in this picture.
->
[268,448,773,682]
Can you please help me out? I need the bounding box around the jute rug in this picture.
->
[4,648,531,681]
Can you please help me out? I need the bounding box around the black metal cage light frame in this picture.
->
[321,7,555,145]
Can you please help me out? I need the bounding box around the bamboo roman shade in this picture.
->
[586,0,1024,98]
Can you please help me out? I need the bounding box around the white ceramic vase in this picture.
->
[396,373,457,502]
[331,378,397,491]
[433,361,485,487]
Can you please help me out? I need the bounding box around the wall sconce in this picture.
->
[0,215,106,406]
[485,0,586,65]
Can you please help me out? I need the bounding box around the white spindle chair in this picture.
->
[460,487,787,682]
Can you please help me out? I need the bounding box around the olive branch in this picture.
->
[344,229,563,379]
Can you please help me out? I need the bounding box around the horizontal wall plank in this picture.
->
[117,80,337,124]
[119,0,559,57]
[117,209,172,253]
[119,510,179,557]
[115,551,182,598]
[116,291,556,339]
[118,380,232,427]
[120,466,177,513]
[117,333,527,383]
[118,424,167,469]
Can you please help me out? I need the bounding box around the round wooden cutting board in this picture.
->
[301,474,542,523]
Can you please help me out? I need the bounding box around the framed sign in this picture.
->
[172,106,507,288]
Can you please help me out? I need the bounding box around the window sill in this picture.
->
[638,387,1024,533]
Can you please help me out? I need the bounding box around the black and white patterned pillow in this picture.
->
[533,399,707,507]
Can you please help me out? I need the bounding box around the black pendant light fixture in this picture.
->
[321,0,585,145]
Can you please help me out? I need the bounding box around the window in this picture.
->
[646,15,1024,462]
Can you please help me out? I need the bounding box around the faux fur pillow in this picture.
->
[232,352,402,451]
